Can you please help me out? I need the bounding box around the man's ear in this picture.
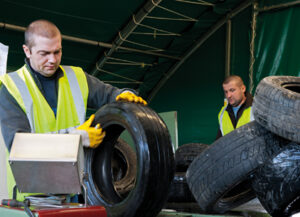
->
[241,85,246,93]
[23,44,31,58]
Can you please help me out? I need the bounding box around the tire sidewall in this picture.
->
[85,104,150,216]
[84,102,174,217]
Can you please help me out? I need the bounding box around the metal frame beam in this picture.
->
[147,0,253,102]
[258,0,300,12]
[91,0,164,76]
[0,20,179,64]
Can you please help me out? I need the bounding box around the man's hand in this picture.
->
[116,92,147,105]
[76,114,105,148]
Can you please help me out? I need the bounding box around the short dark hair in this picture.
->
[223,75,244,87]
[24,19,61,49]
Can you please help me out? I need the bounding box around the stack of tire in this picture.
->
[167,143,208,205]
[186,76,300,217]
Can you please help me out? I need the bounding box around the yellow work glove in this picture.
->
[76,114,106,148]
[116,92,147,105]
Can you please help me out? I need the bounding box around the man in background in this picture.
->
[216,75,254,140]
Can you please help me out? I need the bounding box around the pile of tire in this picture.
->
[186,76,300,217]
[83,102,175,217]
[167,143,208,203]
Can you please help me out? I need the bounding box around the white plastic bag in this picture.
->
[0,42,9,75]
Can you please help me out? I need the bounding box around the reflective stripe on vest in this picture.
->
[5,65,88,133]
[8,72,35,132]
[63,66,85,125]
[1,65,88,200]
[218,105,253,136]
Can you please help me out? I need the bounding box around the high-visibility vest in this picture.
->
[0,65,88,200]
[218,103,254,136]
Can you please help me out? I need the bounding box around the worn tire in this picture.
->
[175,143,209,172]
[84,102,174,217]
[112,139,136,196]
[251,142,300,217]
[253,76,300,143]
[186,121,290,213]
[167,143,208,203]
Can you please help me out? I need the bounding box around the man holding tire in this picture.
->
[216,75,254,139]
[0,19,146,201]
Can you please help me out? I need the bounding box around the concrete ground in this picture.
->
[163,198,270,217]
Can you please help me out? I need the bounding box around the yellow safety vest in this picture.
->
[0,65,88,200]
[218,104,254,136]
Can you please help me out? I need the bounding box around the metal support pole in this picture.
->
[225,20,232,78]
[249,1,258,94]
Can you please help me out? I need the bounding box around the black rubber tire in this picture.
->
[252,76,300,143]
[186,121,290,214]
[175,143,209,172]
[251,142,300,217]
[167,143,208,203]
[84,102,175,217]
[112,139,136,196]
[167,172,196,203]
